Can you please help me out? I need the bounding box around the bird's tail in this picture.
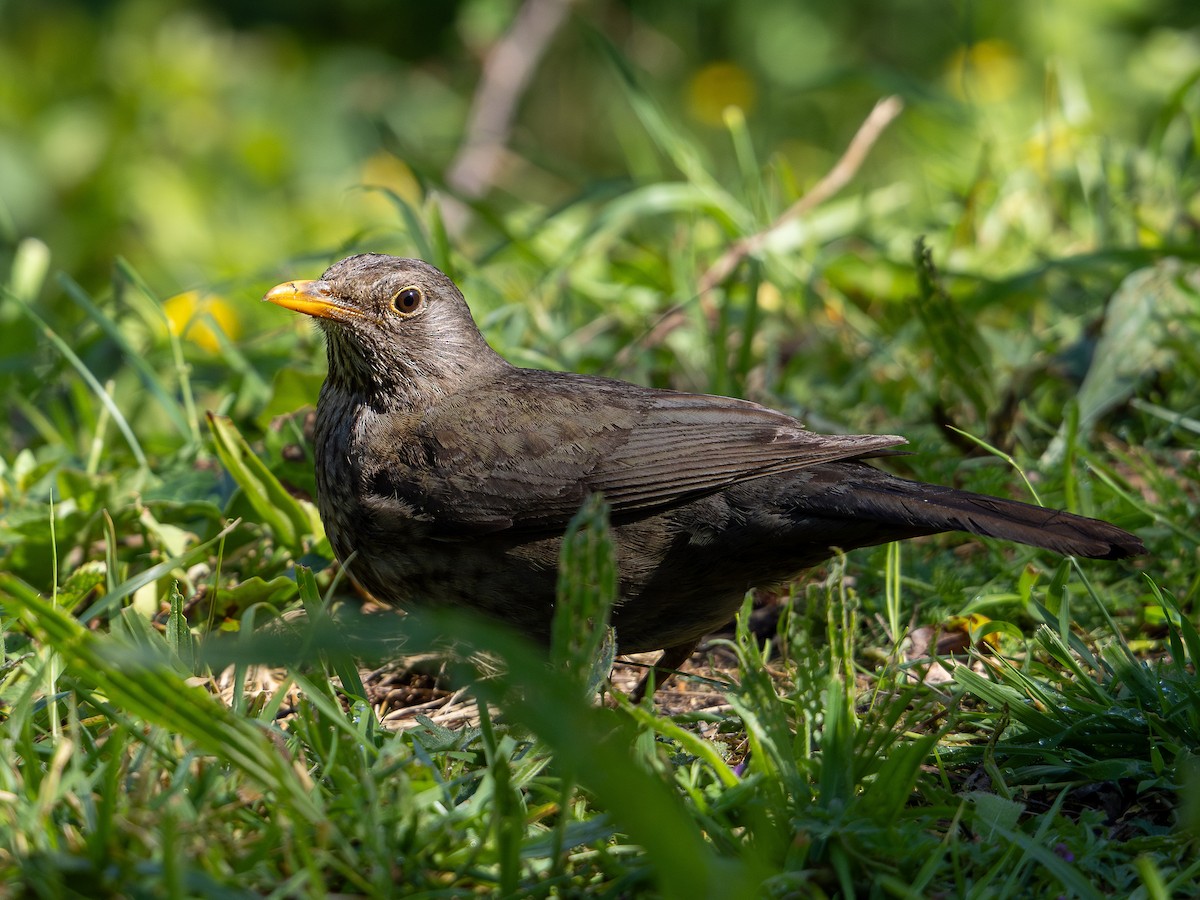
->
[821,465,1145,560]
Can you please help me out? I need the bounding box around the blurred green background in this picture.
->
[6,0,1197,280]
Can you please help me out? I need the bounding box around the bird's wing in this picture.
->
[366,371,906,536]
[587,391,903,514]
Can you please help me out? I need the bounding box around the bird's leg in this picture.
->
[629,639,700,703]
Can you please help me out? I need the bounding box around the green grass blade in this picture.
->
[56,272,194,443]
[989,822,1106,900]
[5,587,322,824]
[207,412,322,554]
[296,565,370,708]
[7,286,147,468]
[73,519,240,622]
[552,494,617,697]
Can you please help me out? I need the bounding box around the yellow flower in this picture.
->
[946,39,1023,103]
[163,290,240,353]
[687,61,757,127]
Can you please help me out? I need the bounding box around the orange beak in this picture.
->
[263,279,357,320]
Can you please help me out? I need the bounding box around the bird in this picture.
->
[265,253,1144,696]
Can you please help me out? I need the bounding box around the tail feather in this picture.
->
[827,467,1145,560]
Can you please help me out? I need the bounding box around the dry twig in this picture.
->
[615,96,904,366]
[443,0,578,234]
[698,96,904,294]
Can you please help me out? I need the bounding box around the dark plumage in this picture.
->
[265,254,1144,692]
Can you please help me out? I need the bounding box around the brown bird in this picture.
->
[265,254,1144,694]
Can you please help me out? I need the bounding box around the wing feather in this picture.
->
[366,370,906,535]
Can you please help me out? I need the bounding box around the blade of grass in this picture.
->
[224,604,766,899]
[297,565,370,709]
[113,257,203,446]
[7,287,147,468]
[5,587,323,824]
[56,272,194,443]
[989,821,1106,900]
[944,425,1043,505]
[66,518,240,622]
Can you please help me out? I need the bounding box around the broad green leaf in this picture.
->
[206,412,322,554]
[1043,258,1200,464]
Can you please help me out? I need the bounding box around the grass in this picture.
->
[3,11,1200,897]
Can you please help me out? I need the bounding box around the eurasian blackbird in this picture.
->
[265,254,1144,691]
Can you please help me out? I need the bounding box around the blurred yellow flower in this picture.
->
[946,613,1003,651]
[946,39,1023,103]
[163,290,240,353]
[756,281,783,312]
[1024,120,1078,175]
[687,61,757,127]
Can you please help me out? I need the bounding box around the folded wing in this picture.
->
[368,370,905,535]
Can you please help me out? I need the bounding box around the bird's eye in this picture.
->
[390,286,423,316]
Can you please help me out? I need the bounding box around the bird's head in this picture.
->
[265,254,504,404]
